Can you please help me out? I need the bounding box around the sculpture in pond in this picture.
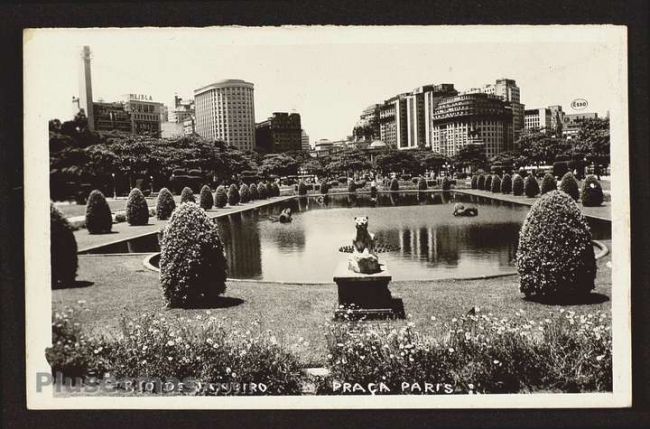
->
[348,216,381,274]
[453,203,478,217]
[269,207,293,223]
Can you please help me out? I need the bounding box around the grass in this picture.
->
[53,242,612,367]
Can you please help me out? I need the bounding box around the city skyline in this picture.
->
[26,26,622,142]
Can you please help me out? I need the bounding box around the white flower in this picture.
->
[167,340,175,347]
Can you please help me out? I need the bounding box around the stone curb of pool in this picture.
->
[139,239,609,283]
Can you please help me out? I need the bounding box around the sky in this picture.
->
[24,26,626,143]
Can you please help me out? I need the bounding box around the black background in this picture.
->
[0,1,648,428]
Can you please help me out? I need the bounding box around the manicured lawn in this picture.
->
[52,242,612,367]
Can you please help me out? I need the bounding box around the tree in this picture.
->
[324,149,372,176]
[376,150,420,175]
[257,153,299,177]
[516,132,571,166]
[453,144,487,172]
[572,117,610,170]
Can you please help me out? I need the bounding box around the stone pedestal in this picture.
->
[333,261,404,320]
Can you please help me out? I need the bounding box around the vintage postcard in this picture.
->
[24,25,630,408]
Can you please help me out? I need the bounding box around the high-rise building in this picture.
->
[79,46,95,131]
[122,94,164,137]
[379,93,409,149]
[353,104,381,141]
[430,93,513,159]
[170,95,195,124]
[548,105,565,136]
[194,79,255,150]
[255,112,302,153]
[466,78,524,141]
[301,130,310,151]
[524,108,552,133]
[562,112,598,139]
[92,102,131,133]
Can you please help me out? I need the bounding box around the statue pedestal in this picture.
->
[332,261,404,320]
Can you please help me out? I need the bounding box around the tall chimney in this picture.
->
[79,46,95,130]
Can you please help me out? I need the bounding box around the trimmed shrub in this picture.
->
[227,184,240,206]
[540,173,557,195]
[298,181,308,196]
[51,204,77,288]
[512,174,524,196]
[524,175,540,197]
[553,161,569,179]
[442,176,452,191]
[389,178,399,191]
[258,182,268,199]
[347,181,356,193]
[418,177,428,191]
[114,213,126,223]
[268,182,277,197]
[581,175,604,207]
[240,184,251,203]
[490,175,501,193]
[199,185,214,210]
[470,175,478,189]
[516,191,596,299]
[155,187,176,220]
[214,185,228,208]
[320,181,329,195]
[180,187,195,204]
[160,203,227,307]
[500,174,512,194]
[85,190,112,234]
[559,172,580,201]
[249,183,259,200]
[518,168,529,179]
[484,175,493,191]
[477,174,486,190]
[126,188,149,226]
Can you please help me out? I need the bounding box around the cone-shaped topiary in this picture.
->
[320,181,329,194]
[180,186,195,204]
[389,178,399,191]
[249,183,259,200]
[470,175,478,189]
[500,174,512,194]
[257,182,268,199]
[227,183,240,206]
[298,181,308,195]
[516,190,596,299]
[559,172,580,201]
[524,175,540,197]
[85,189,112,234]
[540,173,557,195]
[442,176,452,191]
[418,177,428,191]
[477,174,486,190]
[484,175,493,191]
[240,184,251,203]
[126,188,149,225]
[199,185,213,210]
[512,174,524,196]
[156,187,176,220]
[268,182,277,197]
[347,180,356,193]
[581,175,604,207]
[491,175,501,193]
[159,202,227,307]
[51,204,77,288]
[214,185,227,208]
[552,161,569,179]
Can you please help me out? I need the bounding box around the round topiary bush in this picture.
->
[199,185,214,210]
[298,181,308,196]
[156,187,176,220]
[269,182,279,197]
[484,175,493,191]
[214,185,227,208]
[491,175,501,193]
[500,174,512,194]
[347,180,356,193]
[516,190,596,299]
[524,175,540,198]
[389,178,399,191]
[559,172,580,201]
[477,174,486,190]
[540,173,557,195]
[126,188,149,225]
[320,181,329,195]
[441,176,451,191]
[249,183,259,200]
[180,187,195,204]
[512,174,524,196]
[51,204,77,288]
[240,184,251,203]
[418,177,428,191]
[257,182,268,199]
[581,175,604,207]
[470,175,478,189]
[227,183,240,206]
[159,203,227,307]
[85,189,112,234]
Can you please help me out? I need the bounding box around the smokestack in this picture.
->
[79,46,95,130]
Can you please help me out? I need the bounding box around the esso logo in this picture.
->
[571,99,588,110]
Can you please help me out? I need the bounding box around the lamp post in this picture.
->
[150,175,154,195]
[112,173,116,199]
